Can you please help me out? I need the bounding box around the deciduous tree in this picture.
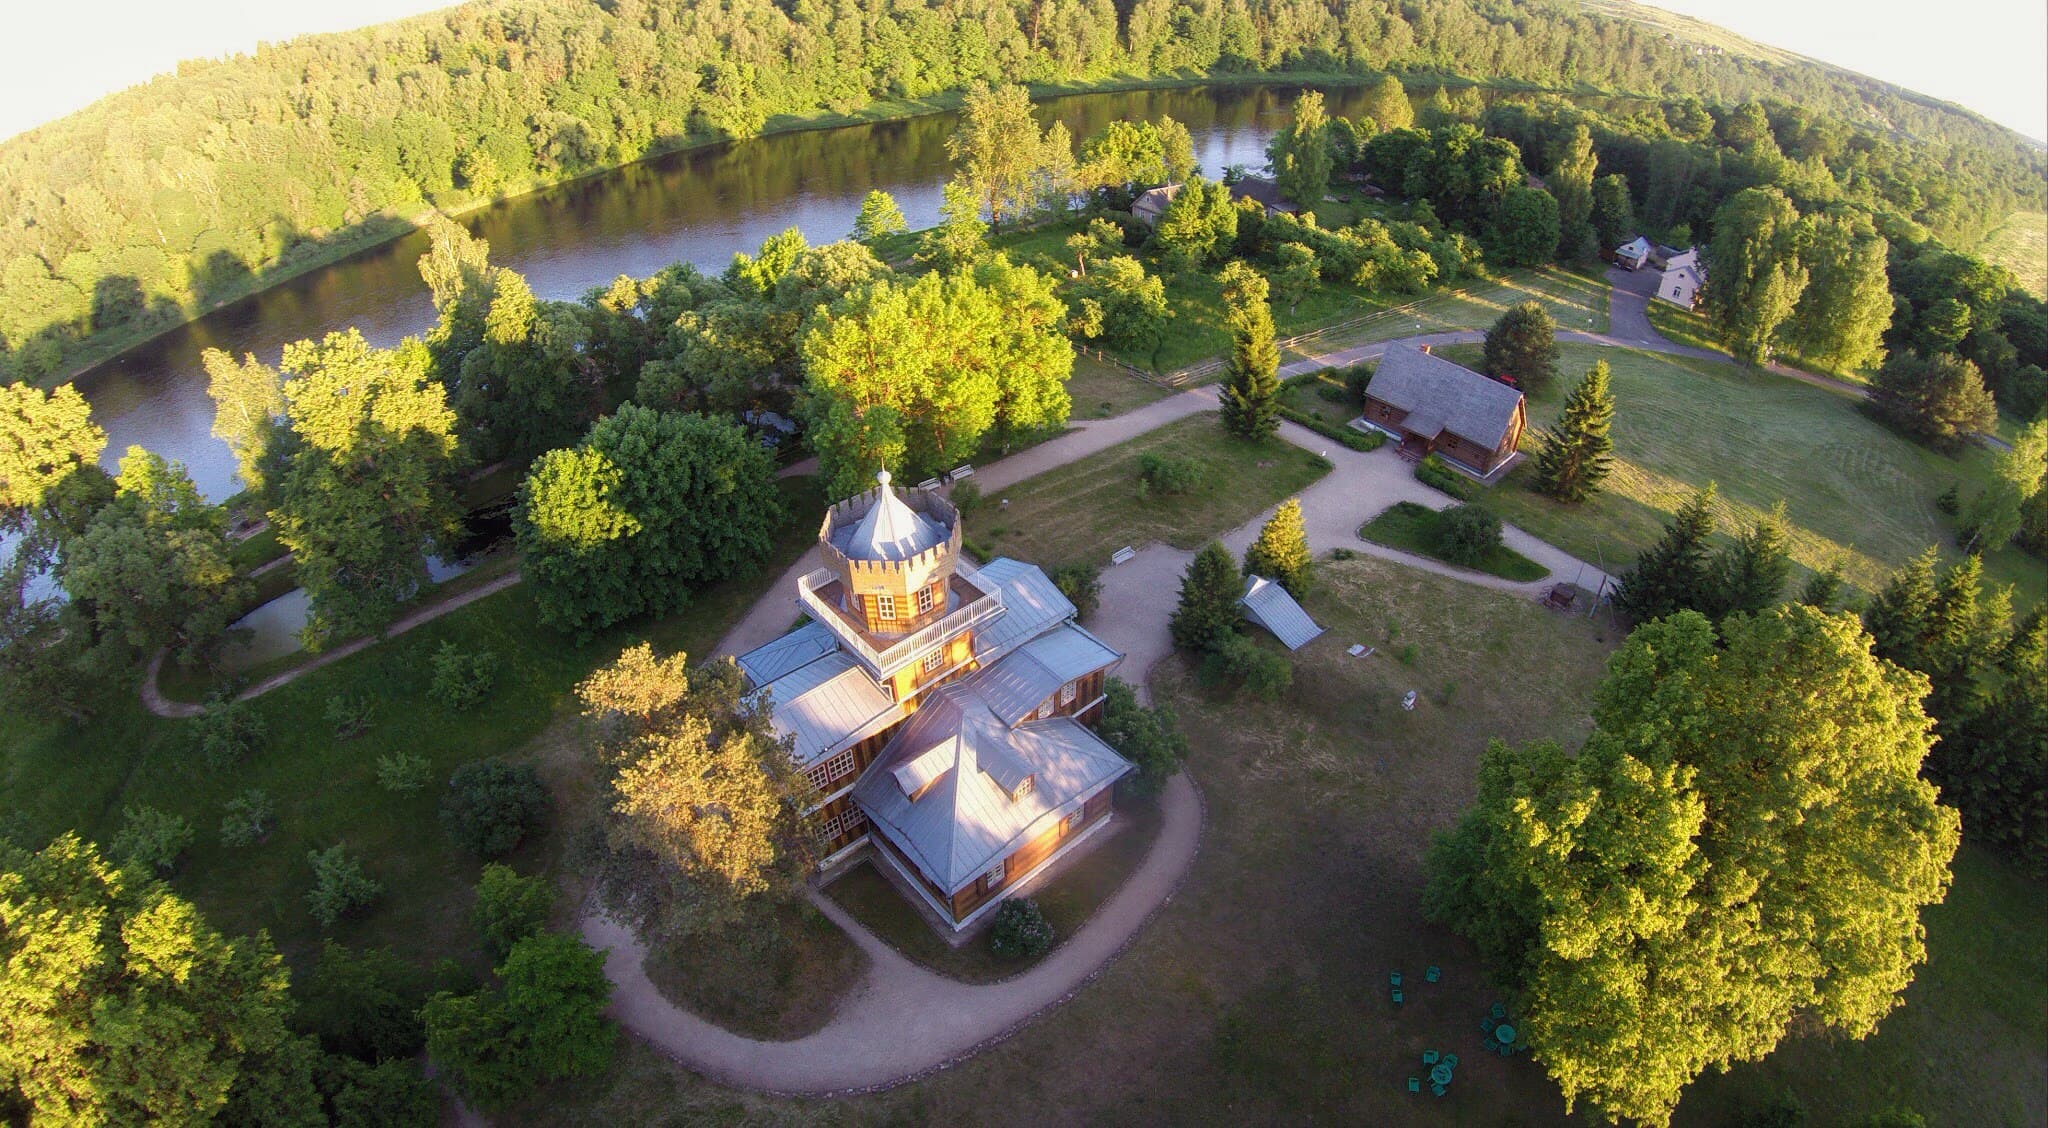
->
[1486,185,1560,269]
[1869,351,1998,450]
[422,932,615,1109]
[1481,302,1560,392]
[1785,215,1891,373]
[202,349,285,496]
[1706,187,1809,365]
[1426,607,1959,1127]
[1530,360,1615,502]
[946,83,1072,231]
[851,189,907,242]
[1268,91,1334,208]
[1590,173,1635,253]
[0,379,105,536]
[1959,417,2047,551]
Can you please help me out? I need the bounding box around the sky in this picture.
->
[1,0,2043,143]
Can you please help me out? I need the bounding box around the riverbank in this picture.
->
[38,70,1611,389]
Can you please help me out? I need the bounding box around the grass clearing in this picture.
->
[1277,367,1360,430]
[641,900,866,1041]
[1977,209,2048,300]
[823,794,1165,983]
[0,477,827,978]
[973,414,1332,568]
[1474,343,2044,610]
[1359,501,1549,582]
[1066,352,1172,418]
[1291,266,1611,361]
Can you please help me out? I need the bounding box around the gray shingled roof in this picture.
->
[736,620,840,687]
[1363,343,1524,450]
[757,652,903,767]
[969,624,1121,727]
[971,558,1076,660]
[1240,575,1325,650]
[852,685,1132,895]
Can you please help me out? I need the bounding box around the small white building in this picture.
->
[1614,235,1652,270]
[1657,262,1703,310]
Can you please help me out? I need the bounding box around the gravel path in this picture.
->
[580,769,1203,1097]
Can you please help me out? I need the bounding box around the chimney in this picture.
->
[1418,344,1432,355]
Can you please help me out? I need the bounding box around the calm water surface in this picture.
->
[75,84,1395,500]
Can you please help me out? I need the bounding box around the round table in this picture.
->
[1495,1024,1517,1046]
[1429,1063,1453,1086]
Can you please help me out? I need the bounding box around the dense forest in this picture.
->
[1,0,2041,383]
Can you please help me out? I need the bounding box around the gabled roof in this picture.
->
[1617,235,1652,258]
[756,651,903,768]
[1661,263,1703,289]
[1228,177,1298,212]
[1363,343,1524,451]
[971,558,1077,659]
[969,623,1121,727]
[830,471,947,562]
[1240,575,1325,650]
[1132,184,1181,217]
[736,620,840,687]
[852,685,1132,894]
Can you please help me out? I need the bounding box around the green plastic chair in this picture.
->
[1407,1076,1421,1093]
[1391,988,1403,1005]
[1390,971,1402,987]
[1422,1050,1439,1065]
[1424,965,1441,983]
[1490,1001,1507,1020]
[1431,1083,1447,1098]
[1443,1054,1459,1068]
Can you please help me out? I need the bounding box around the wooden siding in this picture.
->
[946,783,1115,922]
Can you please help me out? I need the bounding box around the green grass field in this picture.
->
[0,477,826,975]
[506,557,2048,1126]
[1065,352,1173,418]
[1446,343,2045,611]
[974,414,1332,568]
[1977,210,2048,300]
[1359,501,1549,582]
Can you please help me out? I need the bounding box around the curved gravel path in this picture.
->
[581,769,1203,1097]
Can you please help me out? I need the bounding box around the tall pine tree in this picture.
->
[1614,485,1718,623]
[1171,542,1242,653]
[1244,498,1313,597]
[1705,501,1792,619]
[1217,263,1280,439]
[1530,361,1615,502]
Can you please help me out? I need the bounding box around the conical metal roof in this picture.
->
[842,469,947,562]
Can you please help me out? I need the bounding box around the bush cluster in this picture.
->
[429,642,501,711]
[1137,452,1203,496]
[1049,562,1102,620]
[441,759,551,857]
[989,898,1055,959]
[1434,504,1504,566]
[307,845,382,928]
[1414,452,1475,500]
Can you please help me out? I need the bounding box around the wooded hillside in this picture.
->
[1,0,2040,384]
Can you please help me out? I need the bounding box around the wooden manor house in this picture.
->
[736,471,1132,931]
[1356,342,1527,478]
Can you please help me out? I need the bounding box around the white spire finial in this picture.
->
[877,467,892,489]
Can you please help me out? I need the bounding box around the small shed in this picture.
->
[1657,263,1703,310]
[1649,244,1697,271]
[1239,576,1324,651]
[1614,236,1652,270]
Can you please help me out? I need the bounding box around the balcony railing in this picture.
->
[797,566,1005,679]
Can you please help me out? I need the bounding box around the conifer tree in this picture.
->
[1614,485,1718,623]
[1530,361,1615,502]
[1480,302,1560,392]
[850,190,907,242]
[1171,542,1242,654]
[1863,547,1942,670]
[1268,91,1333,208]
[1706,501,1792,619]
[1799,559,1846,611]
[1244,498,1313,597]
[1217,263,1279,439]
[1549,124,1598,261]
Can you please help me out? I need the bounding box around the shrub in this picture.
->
[326,693,375,740]
[376,750,433,794]
[1343,362,1376,405]
[1049,562,1102,620]
[1434,504,1503,566]
[441,759,551,857]
[218,789,275,848]
[429,643,500,711]
[989,898,1055,959]
[1276,404,1384,451]
[197,695,266,771]
[307,845,382,928]
[1098,678,1188,799]
[1934,484,1961,515]
[1315,383,1349,404]
[300,940,430,1060]
[1414,452,1474,499]
[1137,452,1203,496]
[113,804,194,875]
[472,863,555,961]
[951,480,983,516]
[1201,634,1293,701]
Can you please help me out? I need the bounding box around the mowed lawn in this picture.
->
[514,558,2048,1127]
[1454,342,2045,610]
[0,477,828,974]
[975,413,1332,568]
[1978,209,2047,300]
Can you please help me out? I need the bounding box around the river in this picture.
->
[70,82,1415,501]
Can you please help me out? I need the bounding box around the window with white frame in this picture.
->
[873,593,896,621]
[982,860,1007,891]
[809,749,857,791]
[1058,680,1078,706]
[1034,700,1053,720]
[922,649,944,675]
[916,584,935,614]
[819,807,867,842]
[1012,775,1035,800]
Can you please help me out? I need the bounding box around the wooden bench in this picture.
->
[917,477,943,492]
[1110,546,1137,566]
[947,464,974,482]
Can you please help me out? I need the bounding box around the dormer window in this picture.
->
[874,593,896,621]
[1012,774,1035,800]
